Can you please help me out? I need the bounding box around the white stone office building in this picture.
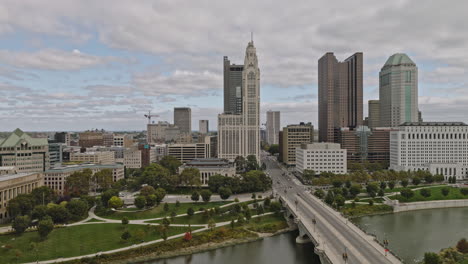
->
[389,122,468,180]
[379,53,419,127]
[70,151,115,165]
[123,149,142,169]
[218,40,260,161]
[147,121,181,144]
[266,110,280,145]
[199,120,209,134]
[178,158,236,186]
[295,143,347,174]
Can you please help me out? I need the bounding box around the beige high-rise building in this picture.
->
[0,129,49,173]
[113,134,134,147]
[318,52,363,143]
[167,143,210,163]
[279,122,314,166]
[379,53,418,127]
[199,120,209,134]
[123,149,142,168]
[70,151,115,165]
[174,107,192,135]
[368,100,381,129]
[266,111,280,145]
[218,40,260,161]
[147,121,180,143]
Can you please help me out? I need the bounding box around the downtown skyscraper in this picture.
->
[223,56,244,114]
[174,107,192,134]
[218,40,260,161]
[318,52,363,142]
[266,110,280,145]
[379,53,418,127]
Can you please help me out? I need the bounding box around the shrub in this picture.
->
[400,188,414,200]
[420,188,431,198]
[134,196,146,209]
[12,215,31,235]
[122,217,129,225]
[441,187,450,197]
[461,188,468,196]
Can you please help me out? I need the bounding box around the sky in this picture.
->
[0,0,467,132]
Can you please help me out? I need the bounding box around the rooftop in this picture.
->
[400,122,468,127]
[0,128,48,148]
[0,172,41,182]
[383,53,415,67]
[45,163,123,173]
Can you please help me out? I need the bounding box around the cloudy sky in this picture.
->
[0,0,467,132]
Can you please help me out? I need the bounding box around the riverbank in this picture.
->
[389,198,468,213]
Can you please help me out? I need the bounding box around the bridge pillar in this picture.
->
[296,224,312,244]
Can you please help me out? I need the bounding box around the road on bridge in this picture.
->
[263,153,401,264]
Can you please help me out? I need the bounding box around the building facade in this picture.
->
[218,41,260,162]
[48,142,64,167]
[79,131,104,147]
[113,134,134,147]
[174,107,192,135]
[0,129,49,173]
[178,158,236,186]
[318,52,363,142]
[44,164,124,195]
[223,56,244,114]
[70,151,115,165]
[266,110,280,145]
[123,149,142,169]
[168,143,210,163]
[295,143,347,174]
[199,120,209,135]
[368,100,381,129]
[379,53,419,127]
[279,123,314,166]
[0,171,44,222]
[389,122,468,180]
[147,121,180,144]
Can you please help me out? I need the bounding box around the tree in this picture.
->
[234,156,247,173]
[368,199,374,206]
[175,200,180,207]
[92,169,113,190]
[208,218,216,230]
[433,174,445,183]
[32,205,48,220]
[314,189,325,199]
[187,207,195,217]
[332,180,343,188]
[303,170,316,181]
[334,195,345,208]
[378,188,385,197]
[66,199,88,220]
[38,217,54,240]
[146,194,157,207]
[237,213,245,224]
[325,191,335,205]
[101,189,119,206]
[400,188,414,200]
[268,144,279,155]
[456,238,468,253]
[134,196,147,209]
[108,196,123,209]
[349,185,362,198]
[366,183,379,196]
[269,201,282,215]
[380,181,387,190]
[230,219,235,229]
[401,179,409,188]
[218,187,232,200]
[191,191,200,202]
[461,188,468,196]
[180,168,201,189]
[65,169,92,197]
[121,230,131,241]
[158,155,182,174]
[264,197,271,207]
[420,188,432,198]
[154,188,167,205]
[12,215,31,235]
[244,208,252,221]
[7,194,34,219]
[162,217,170,228]
[423,252,441,264]
[441,187,450,197]
[163,202,170,212]
[140,163,176,191]
[47,204,69,223]
[257,205,265,215]
[31,186,57,205]
[140,186,156,197]
[388,181,396,190]
[184,231,192,241]
[200,190,212,203]
[246,155,259,171]
[122,217,129,225]
[424,174,434,184]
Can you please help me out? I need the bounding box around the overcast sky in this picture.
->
[1,0,467,132]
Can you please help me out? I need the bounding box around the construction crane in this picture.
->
[144,111,159,124]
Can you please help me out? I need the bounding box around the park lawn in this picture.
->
[96,201,231,220]
[0,223,194,263]
[245,214,288,233]
[341,204,393,218]
[383,184,447,193]
[389,186,467,202]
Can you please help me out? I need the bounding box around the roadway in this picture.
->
[262,153,401,264]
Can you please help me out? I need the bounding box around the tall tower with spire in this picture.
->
[218,40,261,161]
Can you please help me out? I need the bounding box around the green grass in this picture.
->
[341,204,393,218]
[389,186,468,202]
[96,201,231,220]
[383,184,447,193]
[245,214,288,233]
[0,223,194,263]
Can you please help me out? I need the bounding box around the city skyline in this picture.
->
[1,1,468,131]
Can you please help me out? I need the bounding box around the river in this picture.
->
[353,207,468,263]
[140,207,468,264]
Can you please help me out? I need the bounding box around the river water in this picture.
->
[142,208,468,264]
